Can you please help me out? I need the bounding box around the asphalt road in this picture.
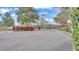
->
[0,29,73,51]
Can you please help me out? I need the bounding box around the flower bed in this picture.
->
[12,26,35,31]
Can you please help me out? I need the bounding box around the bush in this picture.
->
[71,8,79,51]
[12,26,34,31]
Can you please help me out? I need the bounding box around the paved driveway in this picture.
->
[0,29,73,51]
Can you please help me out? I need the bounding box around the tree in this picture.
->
[2,12,14,27]
[0,21,4,27]
[54,7,70,31]
[54,7,69,25]
[71,8,79,51]
[16,7,39,25]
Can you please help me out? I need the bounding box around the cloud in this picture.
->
[0,8,19,25]
[0,8,9,14]
[0,17,2,21]
[35,7,60,18]
[11,13,17,17]
[34,7,54,11]
[45,18,62,25]
[11,13,19,25]
[38,12,48,15]
[11,13,17,20]
[14,8,18,10]
[0,7,18,15]
[45,18,56,25]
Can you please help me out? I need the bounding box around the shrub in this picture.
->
[71,8,79,51]
[12,26,34,31]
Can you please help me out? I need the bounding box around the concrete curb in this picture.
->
[0,31,14,33]
[62,31,72,37]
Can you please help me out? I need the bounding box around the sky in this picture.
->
[0,7,19,25]
[34,7,61,21]
[0,7,61,25]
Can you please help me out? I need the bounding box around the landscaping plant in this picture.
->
[13,26,34,31]
[71,8,79,51]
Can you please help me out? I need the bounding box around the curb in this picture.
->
[0,31,13,33]
[62,31,72,37]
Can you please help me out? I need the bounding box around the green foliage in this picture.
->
[0,21,4,27]
[16,7,39,25]
[71,8,79,51]
[2,12,14,27]
[54,7,69,24]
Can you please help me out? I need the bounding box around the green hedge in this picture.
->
[71,8,79,51]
